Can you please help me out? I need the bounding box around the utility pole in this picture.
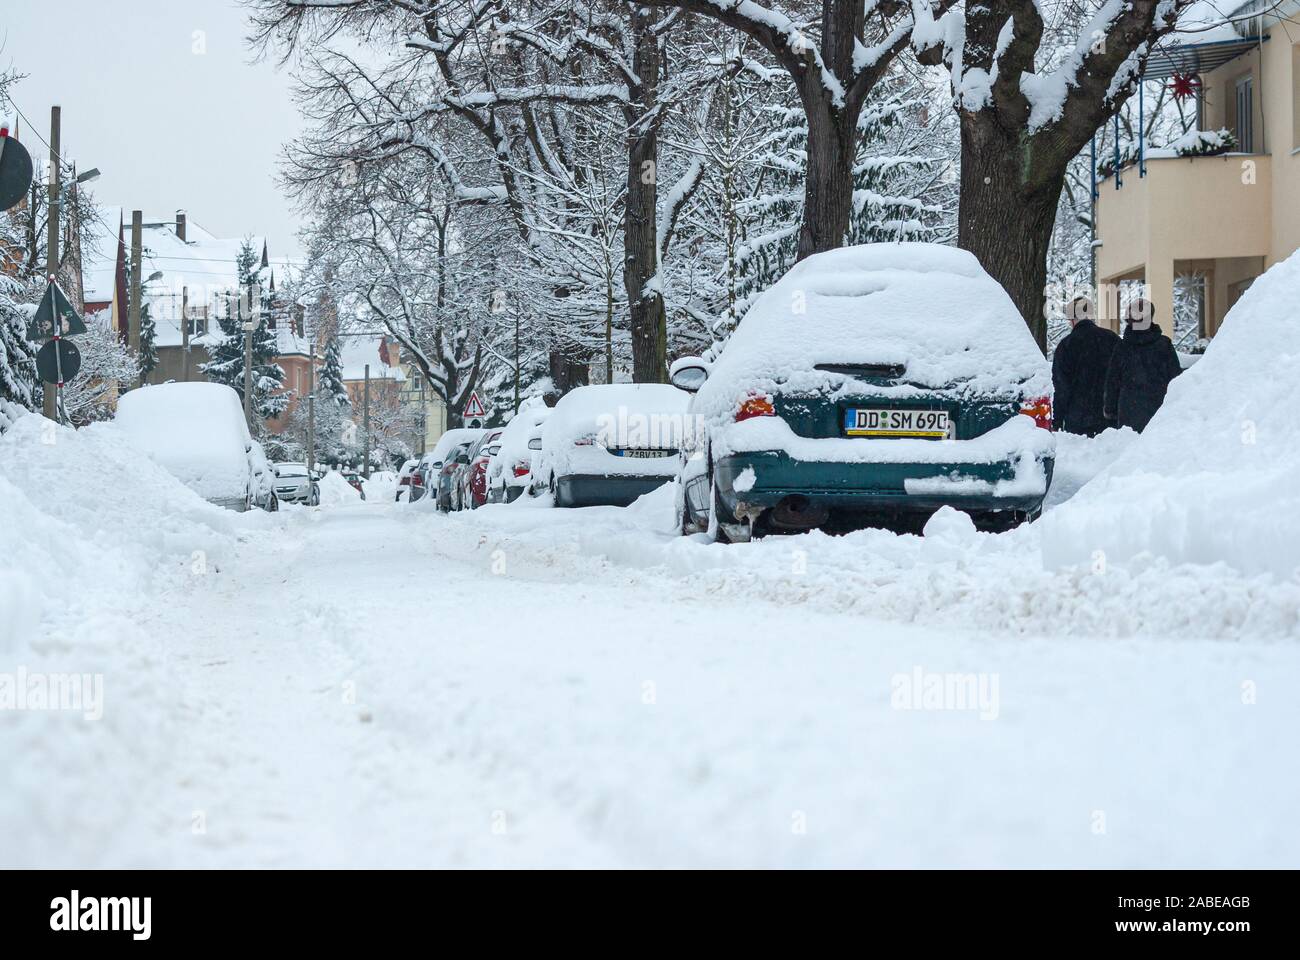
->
[128,210,143,386]
[418,377,426,457]
[306,342,316,474]
[41,106,60,422]
[180,286,189,382]
[362,363,371,479]
[242,289,253,430]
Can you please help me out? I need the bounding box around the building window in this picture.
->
[1293,45,1300,149]
[1235,74,1254,152]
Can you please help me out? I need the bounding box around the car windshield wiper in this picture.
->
[814,363,905,380]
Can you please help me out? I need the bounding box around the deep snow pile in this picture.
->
[444,423,1299,640]
[1041,250,1300,580]
[0,408,274,865]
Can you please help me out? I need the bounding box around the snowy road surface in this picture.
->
[10,489,1296,869]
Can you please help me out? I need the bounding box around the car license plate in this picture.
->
[844,408,951,438]
[614,448,674,458]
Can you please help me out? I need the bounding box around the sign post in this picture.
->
[463,390,487,427]
[27,278,87,425]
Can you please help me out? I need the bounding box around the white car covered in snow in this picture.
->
[486,404,552,503]
[115,382,279,512]
[670,243,1055,541]
[533,383,692,507]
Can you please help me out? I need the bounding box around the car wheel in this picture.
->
[677,480,700,536]
[708,473,750,544]
[266,493,280,513]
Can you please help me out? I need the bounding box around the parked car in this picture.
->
[457,429,504,510]
[272,462,321,505]
[486,405,552,503]
[421,428,486,508]
[395,458,421,502]
[670,243,1056,541]
[532,384,691,508]
[436,442,473,512]
[114,382,279,512]
[341,470,367,500]
[410,452,436,502]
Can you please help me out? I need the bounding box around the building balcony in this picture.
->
[1095,154,1272,338]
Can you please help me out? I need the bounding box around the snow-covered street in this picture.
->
[7,460,1297,867]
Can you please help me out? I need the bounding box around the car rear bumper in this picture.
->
[555,474,672,508]
[712,451,1053,518]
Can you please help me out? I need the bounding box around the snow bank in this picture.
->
[1041,250,1300,580]
[362,470,398,502]
[0,408,268,865]
[317,469,360,505]
[433,447,1299,640]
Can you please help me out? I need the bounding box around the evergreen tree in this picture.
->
[200,239,289,422]
[0,276,41,410]
[125,258,159,380]
[721,74,947,347]
[317,334,349,408]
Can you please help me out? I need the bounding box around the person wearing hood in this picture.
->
[1104,298,1182,432]
[1052,296,1120,436]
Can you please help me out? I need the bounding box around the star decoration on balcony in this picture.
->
[1168,72,1202,101]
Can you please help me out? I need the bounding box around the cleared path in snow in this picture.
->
[113,501,1300,867]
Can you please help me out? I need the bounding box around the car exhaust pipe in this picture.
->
[769,495,829,531]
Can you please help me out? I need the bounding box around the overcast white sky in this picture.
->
[1,0,305,258]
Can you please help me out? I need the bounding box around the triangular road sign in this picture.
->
[27,281,87,340]
[463,390,487,420]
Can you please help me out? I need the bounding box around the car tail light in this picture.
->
[399,475,411,485]
[412,473,423,486]
[1020,396,1052,430]
[573,437,595,446]
[513,462,530,478]
[736,393,775,422]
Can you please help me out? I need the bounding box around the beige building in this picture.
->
[1095,1,1300,340]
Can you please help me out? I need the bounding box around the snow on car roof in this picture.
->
[543,383,692,444]
[114,382,251,500]
[428,427,486,464]
[694,242,1049,418]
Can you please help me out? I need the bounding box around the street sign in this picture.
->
[36,339,81,385]
[463,390,487,420]
[27,281,87,340]
[0,129,34,210]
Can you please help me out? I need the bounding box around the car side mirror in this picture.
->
[456,453,470,465]
[527,438,542,451]
[669,356,711,393]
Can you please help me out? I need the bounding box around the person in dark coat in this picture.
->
[1104,298,1182,433]
[1051,296,1120,436]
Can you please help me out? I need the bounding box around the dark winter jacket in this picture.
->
[1052,319,1120,436]
[1103,322,1182,433]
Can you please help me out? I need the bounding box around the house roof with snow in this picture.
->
[1145,0,1269,80]
[341,336,405,383]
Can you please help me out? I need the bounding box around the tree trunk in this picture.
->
[625,8,668,384]
[549,348,590,396]
[957,122,1063,353]
[795,99,857,260]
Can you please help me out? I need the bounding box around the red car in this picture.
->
[458,430,503,510]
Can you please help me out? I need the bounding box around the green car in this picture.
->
[671,243,1056,541]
